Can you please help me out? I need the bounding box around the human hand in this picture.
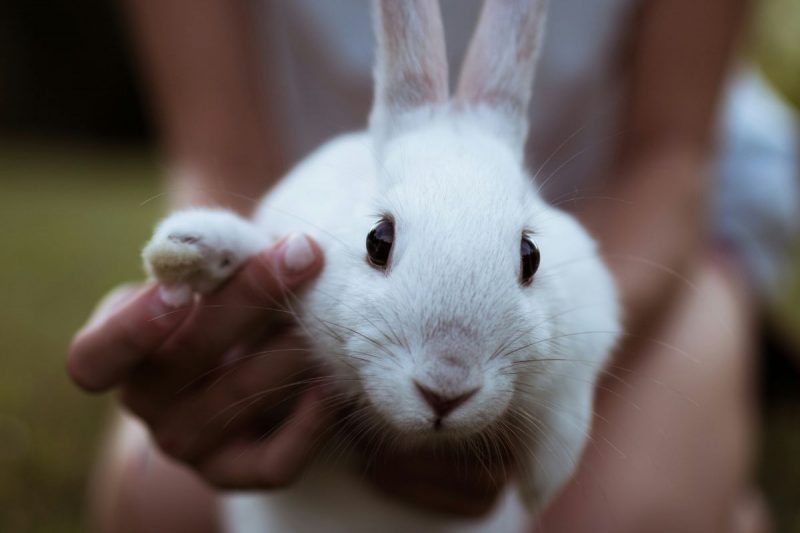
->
[68,235,333,489]
[364,440,513,517]
[69,232,510,512]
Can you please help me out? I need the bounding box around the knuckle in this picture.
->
[242,257,286,305]
[118,293,189,349]
[120,315,164,352]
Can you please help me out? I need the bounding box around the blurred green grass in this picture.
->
[0,145,164,532]
[750,1,800,528]
[755,0,800,109]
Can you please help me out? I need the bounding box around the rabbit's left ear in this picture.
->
[369,0,449,146]
[455,0,547,153]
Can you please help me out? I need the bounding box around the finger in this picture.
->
[364,441,511,517]
[83,283,142,331]
[154,234,323,376]
[368,459,504,517]
[68,284,193,392]
[376,479,500,517]
[196,384,332,489]
[135,331,318,459]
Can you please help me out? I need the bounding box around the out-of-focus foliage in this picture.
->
[754,0,800,107]
[759,0,800,352]
[0,145,163,532]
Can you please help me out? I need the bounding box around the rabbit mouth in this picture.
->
[359,396,511,445]
[346,409,524,471]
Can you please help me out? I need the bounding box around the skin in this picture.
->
[68,0,767,531]
[69,239,333,488]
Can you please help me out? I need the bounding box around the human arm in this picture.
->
[577,0,753,341]
[122,0,288,213]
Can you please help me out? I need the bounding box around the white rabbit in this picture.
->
[142,0,621,531]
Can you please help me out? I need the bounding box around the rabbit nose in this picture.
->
[414,382,479,418]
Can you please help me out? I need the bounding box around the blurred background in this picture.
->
[0,0,798,532]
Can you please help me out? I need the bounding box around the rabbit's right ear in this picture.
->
[456,0,547,154]
[369,0,449,147]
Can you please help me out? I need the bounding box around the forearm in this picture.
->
[577,144,711,341]
[581,0,751,342]
[123,0,286,214]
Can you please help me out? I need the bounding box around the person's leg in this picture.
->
[88,413,220,533]
[539,255,765,533]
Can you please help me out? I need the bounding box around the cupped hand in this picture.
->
[69,233,510,514]
[364,440,514,517]
[68,235,333,489]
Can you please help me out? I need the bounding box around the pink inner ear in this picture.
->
[372,0,449,118]
[455,0,546,117]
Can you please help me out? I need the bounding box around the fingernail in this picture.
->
[281,234,317,275]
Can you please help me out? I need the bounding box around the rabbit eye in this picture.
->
[520,236,540,286]
[366,219,394,269]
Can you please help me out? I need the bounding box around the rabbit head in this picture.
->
[312,0,620,449]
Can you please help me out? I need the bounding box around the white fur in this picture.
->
[143,208,268,305]
[141,1,620,530]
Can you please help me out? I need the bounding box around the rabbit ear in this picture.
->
[455,0,547,151]
[369,0,449,144]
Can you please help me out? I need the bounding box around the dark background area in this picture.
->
[0,0,148,141]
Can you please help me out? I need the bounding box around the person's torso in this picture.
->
[254,0,638,199]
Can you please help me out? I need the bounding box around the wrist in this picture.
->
[166,163,263,216]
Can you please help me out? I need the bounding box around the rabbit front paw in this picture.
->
[142,208,267,305]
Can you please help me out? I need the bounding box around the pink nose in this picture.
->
[414,382,479,418]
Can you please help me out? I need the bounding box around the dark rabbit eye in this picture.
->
[366,219,394,269]
[520,236,540,286]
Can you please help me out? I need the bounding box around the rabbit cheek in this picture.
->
[359,358,433,433]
